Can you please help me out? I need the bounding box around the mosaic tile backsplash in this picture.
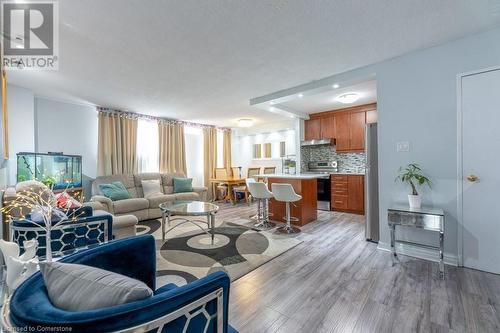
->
[301,145,366,174]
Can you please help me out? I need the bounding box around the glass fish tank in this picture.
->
[17,152,83,190]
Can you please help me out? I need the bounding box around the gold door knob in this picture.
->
[467,174,478,182]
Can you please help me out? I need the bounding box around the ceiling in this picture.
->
[280,80,377,114]
[7,0,500,127]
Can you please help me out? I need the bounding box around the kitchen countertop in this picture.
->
[330,172,365,175]
[257,172,365,179]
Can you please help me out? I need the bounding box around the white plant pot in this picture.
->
[408,194,421,209]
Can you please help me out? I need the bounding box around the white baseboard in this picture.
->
[377,241,459,266]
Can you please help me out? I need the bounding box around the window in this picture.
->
[137,119,159,172]
[184,126,204,187]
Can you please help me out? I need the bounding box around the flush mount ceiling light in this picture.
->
[298,93,304,98]
[336,93,360,104]
[238,119,254,127]
[332,84,340,89]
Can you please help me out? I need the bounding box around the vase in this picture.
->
[408,194,421,209]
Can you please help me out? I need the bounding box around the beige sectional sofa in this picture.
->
[91,172,207,221]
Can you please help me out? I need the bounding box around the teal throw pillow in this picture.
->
[173,177,193,193]
[98,181,131,201]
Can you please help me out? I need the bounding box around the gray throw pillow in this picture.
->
[39,261,153,311]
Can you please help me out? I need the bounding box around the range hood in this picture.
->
[300,138,335,147]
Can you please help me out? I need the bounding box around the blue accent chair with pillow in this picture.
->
[6,235,238,333]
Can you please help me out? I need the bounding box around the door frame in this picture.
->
[456,65,500,267]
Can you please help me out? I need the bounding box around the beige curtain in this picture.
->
[223,130,232,174]
[97,112,138,176]
[158,121,186,174]
[203,127,218,200]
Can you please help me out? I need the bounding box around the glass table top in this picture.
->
[388,205,444,216]
[159,200,219,215]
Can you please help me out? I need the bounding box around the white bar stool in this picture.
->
[271,183,301,234]
[247,182,276,229]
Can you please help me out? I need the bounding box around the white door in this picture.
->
[461,68,500,274]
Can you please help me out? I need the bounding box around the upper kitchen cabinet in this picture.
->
[335,111,365,152]
[334,113,350,151]
[304,103,377,152]
[320,116,335,139]
[348,111,366,152]
[366,109,378,124]
[304,118,321,140]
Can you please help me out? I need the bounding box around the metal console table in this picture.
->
[387,205,445,278]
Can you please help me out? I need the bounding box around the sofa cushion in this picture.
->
[141,179,163,198]
[147,194,176,208]
[134,173,162,197]
[93,174,138,198]
[174,192,199,201]
[113,198,149,214]
[173,177,193,193]
[39,261,153,311]
[99,182,131,201]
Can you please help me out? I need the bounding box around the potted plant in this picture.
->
[395,163,431,209]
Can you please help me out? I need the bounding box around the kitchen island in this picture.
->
[257,173,323,226]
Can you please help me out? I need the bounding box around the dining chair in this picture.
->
[231,167,241,178]
[258,166,276,182]
[263,167,276,174]
[233,167,260,205]
[214,168,228,201]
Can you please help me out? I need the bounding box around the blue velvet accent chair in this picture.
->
[6,235,238,333]
[10,206,113,257]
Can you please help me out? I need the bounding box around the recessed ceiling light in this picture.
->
[336,93,360,104]
[269,106,276,112]
[270,101,276,105]
[298,93,304,98]
[238,119,254,127]
[332,84,340,89]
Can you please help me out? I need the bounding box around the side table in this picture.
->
[387,205,445,278]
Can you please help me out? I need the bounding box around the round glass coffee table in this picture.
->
[159,201,219,244]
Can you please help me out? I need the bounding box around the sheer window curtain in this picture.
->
[97,111,138,176]
[184,126,204,187]
[137,119,159,173]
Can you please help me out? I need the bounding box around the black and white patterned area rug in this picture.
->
[137,217,302,287]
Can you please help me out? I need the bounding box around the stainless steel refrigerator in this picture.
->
[365,123,379,242]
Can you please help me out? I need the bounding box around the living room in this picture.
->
[1,1,500,333]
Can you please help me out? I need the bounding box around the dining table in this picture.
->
[209,176,246,204]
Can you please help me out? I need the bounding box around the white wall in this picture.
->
[232,127,296,177]
[35,97,98,199]
[316,27,500,264]
[0,85,35,187]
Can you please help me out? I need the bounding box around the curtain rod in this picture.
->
[97,107,230,131]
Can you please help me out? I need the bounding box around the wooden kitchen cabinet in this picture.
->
[304,118,321,140]
[331,174,364,215]
[349,111,366,151]
[320,116,335,139]
[334,113,350,151]
[303,103,376,152]
[347,175,364,213]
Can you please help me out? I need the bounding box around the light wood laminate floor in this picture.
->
[216,202,500,333]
